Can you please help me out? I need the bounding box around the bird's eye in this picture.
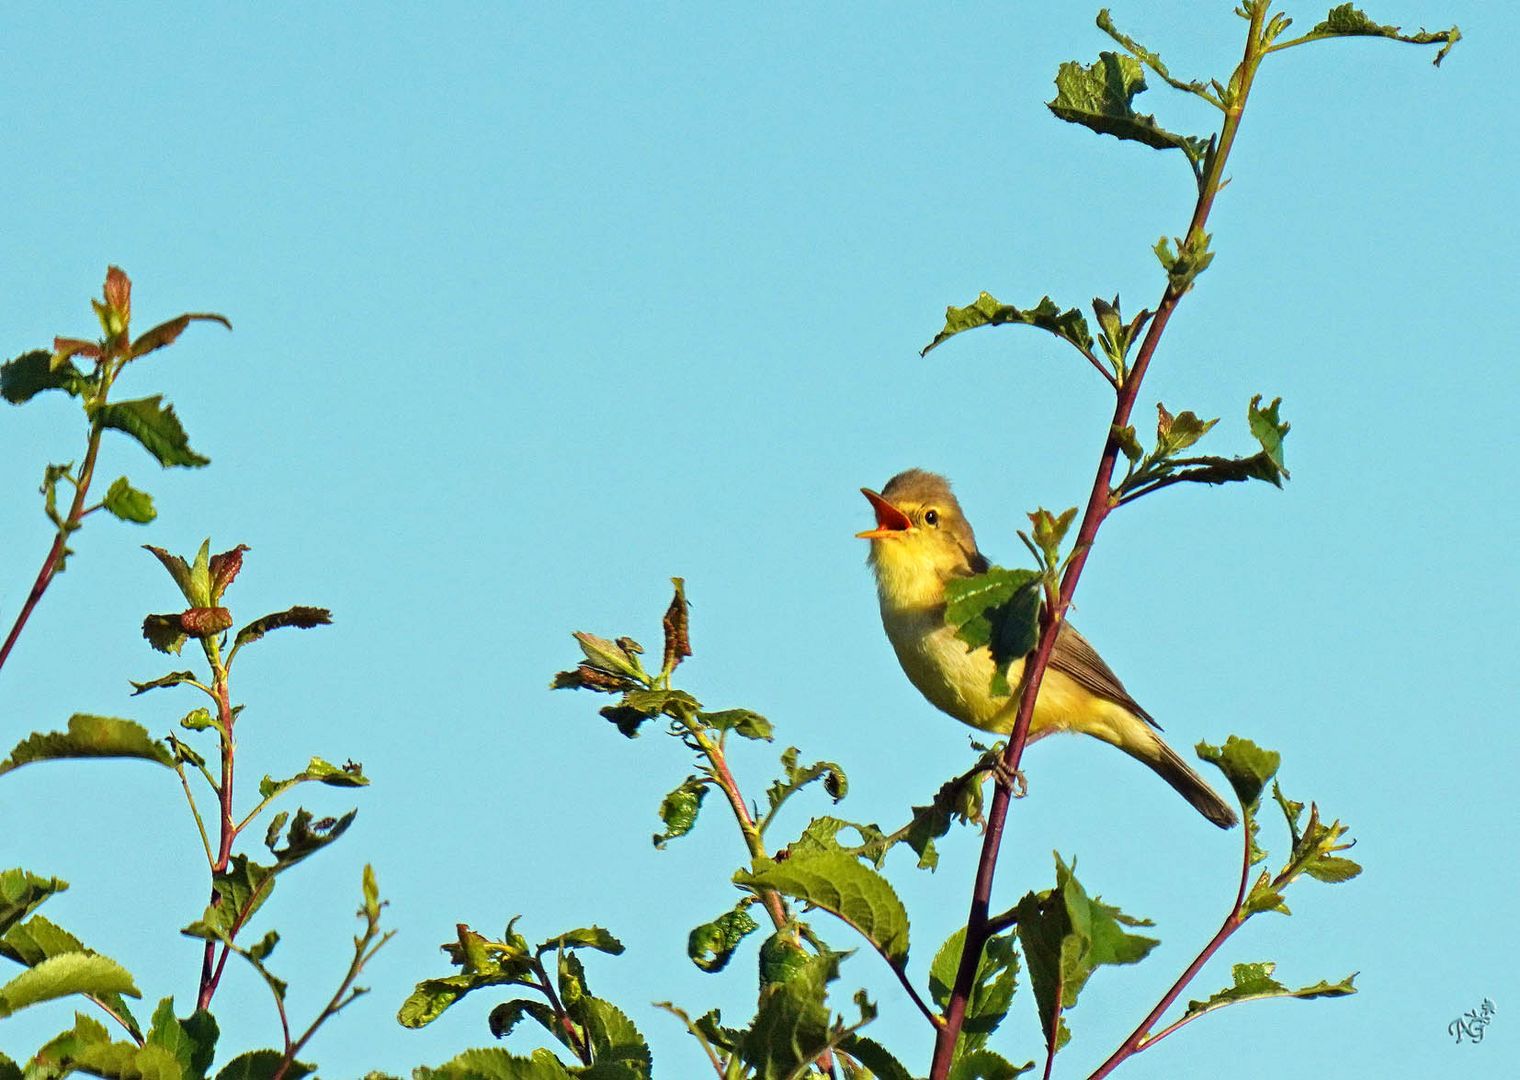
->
[924,509,939,526]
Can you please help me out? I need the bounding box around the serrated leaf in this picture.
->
[943,567,1041,696]
[1184,961,1356,1020]
[232,606,333,650]
[99,477,157,524]
[538,926,624,957]
[258,757,369,800]
[412,1048,575,1080]
[208,545,249,603]
[837,1036,916,1080]
[0,915,143,1041]
[737,851,909,966]
[144,545,196,600]
[0,869,69,937]
[0,715,173,777]
[922,291,1094,358]
[95,396,209,468]
[1305,4,1460,65]
[0,952,140,1018]
[1015,854,1157,1056]
[1196,737,1279,814]
[214,1050,314,1080]
[2,350,86,403]
[742,952,837,1080]
[578,996,652,1078]
[699,708,774,741]
[928,927,1019,1056]
[946,1050,1035,1080]
[653,778,708,849]
[146,996,219,1079]
[688,903,761,973]
[181,855,275,941]
[1047,52,1208,162]
[1155,404,1218,454]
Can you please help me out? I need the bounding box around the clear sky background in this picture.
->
[2,2,1514,1077]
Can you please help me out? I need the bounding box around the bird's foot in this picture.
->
[992,761,1027,799]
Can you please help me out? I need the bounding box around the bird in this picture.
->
[858,468,1237,829]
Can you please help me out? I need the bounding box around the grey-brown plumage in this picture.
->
[862,469,1237,829]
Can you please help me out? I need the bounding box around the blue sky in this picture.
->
[1,2,1514,1077]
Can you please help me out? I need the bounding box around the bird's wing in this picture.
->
[1049,624,1161,730]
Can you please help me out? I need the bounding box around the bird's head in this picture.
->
[858,469,985,609]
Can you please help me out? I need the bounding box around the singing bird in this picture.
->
[859,468,1236,829]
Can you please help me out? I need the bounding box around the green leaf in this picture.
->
[1196,737,1279,815]
[181,855,275,941]
[100,477,156,524]
[488,998,560,1040]
[1155,403,1218,454]
[412,1048,575,1080]
[578,997,652,1079]
[688,903,761,973]
[537,926,625,956]
[0,915,143,1041]
[699,708,774,741]
[1096,10,1220,105]
[1184,961,1356,1020]
[232,606,333,651]
[0,1053,18,1080]
[0,715,173,777]
[764,747,848,826]
[596,687,701,736]
[1303,4,1461,65]
[146,996,219,1079]
[837,1036,915,1080]
[0,952,141,1018]
[922,292,1094,359]
[1153,230,1215,292]
[129,670,198,696]
[737,850,910,967]
[1027,507,1077,569]
[1015,854,1157,1056]
[944,567,1041,696]
[1112,424,1144,465]
[95,396,209,468]
[742,952,837,1080]
[257,756,369,800]
[653,777,708,848]
[1047,52,1208,164]
[946,1050,1035,1080]
[929,927,1019,1056]
[144,545,196,602]
[398,923,539,1029]
[2,350,85,403]
[574,632,648,682]
[268,808,357,868]
[214,1050,314,1080]
[1247,394,1291,479]
[0,869,69,938]
[25,1012,113,1075]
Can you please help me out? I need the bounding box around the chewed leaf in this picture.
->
[923,292,1093,359]
[1196,737,1279,814]
[687,904,760,973]
[1304,4,1460,65]
[233,606,333,650]
[1184,962,1356,1020]
[1047,52,1209,165]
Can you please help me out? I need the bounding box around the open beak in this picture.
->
[856,488,915,539]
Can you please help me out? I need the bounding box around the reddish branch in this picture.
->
[927,12,1267,1077]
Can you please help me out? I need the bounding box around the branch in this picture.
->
[928,10,1270,1076]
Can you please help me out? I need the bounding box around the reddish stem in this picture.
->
[0,413,107,675]
[196,669,239,1010]
[928,15,1265,1077]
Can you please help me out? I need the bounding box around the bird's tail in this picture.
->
[1141,732,1238,829]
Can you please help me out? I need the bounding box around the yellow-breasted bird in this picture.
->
[859,468,1237,829]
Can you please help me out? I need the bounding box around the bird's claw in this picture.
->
[992,761,1027,798]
